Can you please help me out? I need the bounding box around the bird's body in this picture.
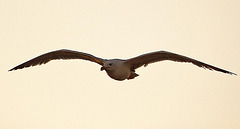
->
[9,49,236,81]
[100,59,139,80]
[102,59,130,80]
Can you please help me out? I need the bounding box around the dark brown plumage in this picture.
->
[125,51,237,75]
[9,49,104,71]
[9,49,236,81]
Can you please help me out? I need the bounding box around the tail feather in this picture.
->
[127,73,139,80]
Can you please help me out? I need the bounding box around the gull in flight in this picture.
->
[9,49,236,81]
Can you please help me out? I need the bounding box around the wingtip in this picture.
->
[8,68,14,72]
[228,71,237,76]
[8,67,17,71]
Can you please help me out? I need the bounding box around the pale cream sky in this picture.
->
[1,0,240,129]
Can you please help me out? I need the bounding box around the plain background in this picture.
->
[1,0,240,129]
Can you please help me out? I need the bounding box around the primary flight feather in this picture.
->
[9,49,236,81]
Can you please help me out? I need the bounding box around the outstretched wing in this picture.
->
[124,51,236,75]
[9,49,105,71]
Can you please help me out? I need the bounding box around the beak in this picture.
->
[101,66,109,71]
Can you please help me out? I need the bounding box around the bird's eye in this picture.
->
[109,63,112,66]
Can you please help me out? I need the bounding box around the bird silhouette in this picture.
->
[9,49,236,81]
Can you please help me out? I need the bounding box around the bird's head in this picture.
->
[101,61,115,71]
[100,59,123,71]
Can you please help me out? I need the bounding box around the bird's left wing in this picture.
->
[9,49,105,71]
[124,51,236,75]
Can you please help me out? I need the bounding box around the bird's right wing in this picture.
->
[9,49,105,71]
[124,51,236,75]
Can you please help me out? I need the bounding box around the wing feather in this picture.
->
[125,51,236,75]
[9,49,105,71]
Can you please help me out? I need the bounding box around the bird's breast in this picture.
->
[106,68,130,81]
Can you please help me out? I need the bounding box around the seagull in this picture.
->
[9,49,236,81]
